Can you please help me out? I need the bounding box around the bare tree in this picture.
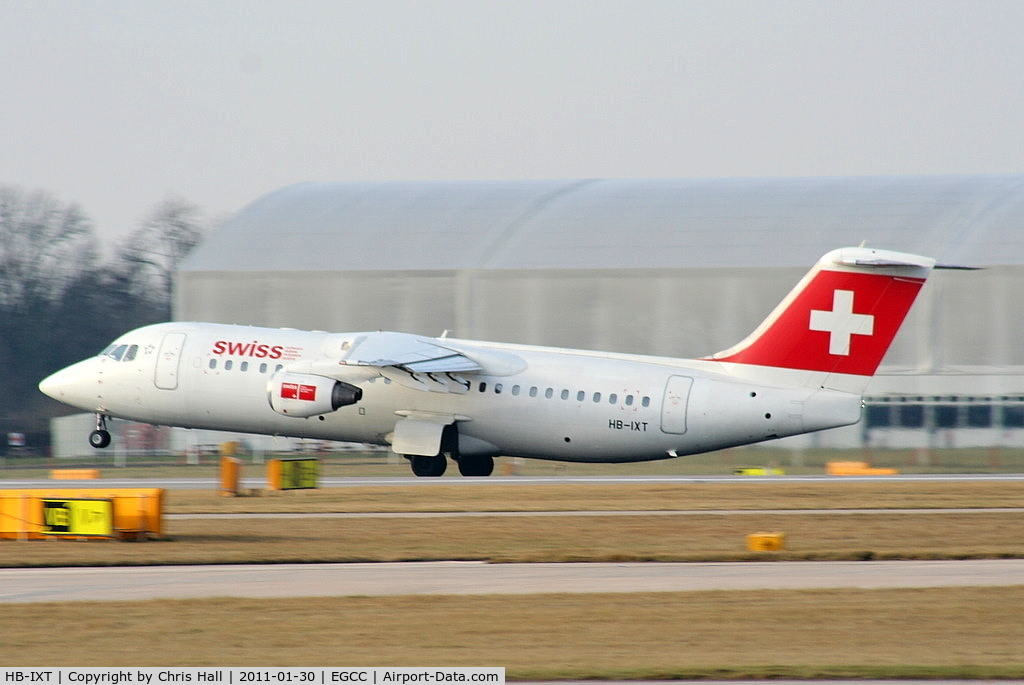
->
[116,196,206,308]
[0,186,97,311]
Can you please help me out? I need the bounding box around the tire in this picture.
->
[89,429,112,449]
[409,454,447,477]
[456,455,494,477]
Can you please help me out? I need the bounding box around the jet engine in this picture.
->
[268,373,362,418]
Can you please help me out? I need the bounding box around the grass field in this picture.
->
[1,478,1023,678]
[2,588,1023,679]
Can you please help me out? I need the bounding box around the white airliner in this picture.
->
[40,247,934,476]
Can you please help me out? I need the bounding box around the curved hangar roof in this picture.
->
[181,175,1024,272]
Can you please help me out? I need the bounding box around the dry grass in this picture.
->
[168,479,1024,513]
[4,480,1024,678]
[2,588,1023,679]
[3,511,1023,567]
[2,481,1023,566]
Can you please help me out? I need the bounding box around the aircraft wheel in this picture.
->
[89,429,112,449]
[457,455,494,477]
[409,455,447,477]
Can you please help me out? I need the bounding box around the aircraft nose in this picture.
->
[38,369,65,400]
[38,359,104,409]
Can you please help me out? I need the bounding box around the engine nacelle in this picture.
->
[268,372,362,418]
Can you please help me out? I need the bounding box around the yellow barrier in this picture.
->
[747,532,786,551]
[0,488,163,540]
[826,461,899,476]
[220,456,241,496]
[267,458,320,491]
[50,469,101,480]
[733,467,785,476]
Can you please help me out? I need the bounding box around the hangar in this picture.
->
[176,175,1024,450]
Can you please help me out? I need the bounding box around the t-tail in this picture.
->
[707,247,935,394]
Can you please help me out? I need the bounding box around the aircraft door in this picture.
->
[660,375,693,434]
[154,333,186,390]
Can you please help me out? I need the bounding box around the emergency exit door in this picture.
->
[154,333,186,390]
[660,375,693,434]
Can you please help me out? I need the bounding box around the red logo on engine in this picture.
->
[281,383,317,401]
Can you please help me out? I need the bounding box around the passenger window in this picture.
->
[530,387,538,398]
[225,360,233,371]
[560,389,569,400]
[625,395,634,406]
[479,382,487,392]
[495,383,503,394]
[240,362,249,372]
[593,392,601,403]
[260,363,268,374]
[512,385,521,396]
[609,393,618,404]
[642,396,651,407]
[123,345,138,362]
[209,359,217,369]
[275,365,283,373]
[545,388,553,399]
[577,391,585,402]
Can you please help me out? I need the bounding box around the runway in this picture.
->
[2,559,1022,603]
[3,473,1024,490]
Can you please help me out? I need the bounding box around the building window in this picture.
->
[898,405,924,428]
[934,404,958,429]
[1003,406,1024,428]
[865,405,890,427]
[967,405,991,427]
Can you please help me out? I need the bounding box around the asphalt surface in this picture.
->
[3,559,1023,603]
[3,473,1024,489]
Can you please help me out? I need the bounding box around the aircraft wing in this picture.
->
[290,331,525,394]
[342,332,483,373]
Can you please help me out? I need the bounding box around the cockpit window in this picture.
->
[102,343,138,362]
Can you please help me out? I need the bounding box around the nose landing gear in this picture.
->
[89,413,111,449]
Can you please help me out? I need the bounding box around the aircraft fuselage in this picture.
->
[42,321,861,463]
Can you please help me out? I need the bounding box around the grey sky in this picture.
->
[2,0,1023,247]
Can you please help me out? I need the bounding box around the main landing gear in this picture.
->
[89,413,111,449]
[403,423,495,477]
[405,454,495,477]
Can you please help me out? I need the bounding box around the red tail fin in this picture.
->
[709,247,934,380]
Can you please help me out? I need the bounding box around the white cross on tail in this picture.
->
[809,289,875,356]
